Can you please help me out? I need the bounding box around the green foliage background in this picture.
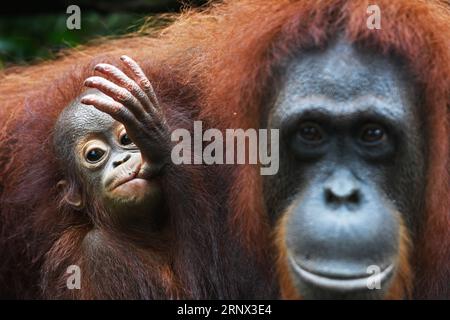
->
[0,0,206,68]
[0,13,146,68]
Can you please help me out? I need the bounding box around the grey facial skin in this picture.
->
[266,39,426,299]
[53,90,161,225]
[271,40,417,125]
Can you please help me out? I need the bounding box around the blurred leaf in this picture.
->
[0,12,152,67]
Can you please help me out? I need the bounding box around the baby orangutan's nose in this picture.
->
[113,154,131,168]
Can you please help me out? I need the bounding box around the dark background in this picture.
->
[0,0,208,68]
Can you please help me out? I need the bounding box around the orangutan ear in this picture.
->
[57,180,84,210]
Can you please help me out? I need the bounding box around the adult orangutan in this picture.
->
[181,0,449,299]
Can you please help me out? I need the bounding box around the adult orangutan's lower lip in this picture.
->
[288,254,395,292]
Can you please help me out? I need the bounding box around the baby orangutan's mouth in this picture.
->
[109,163,145,190]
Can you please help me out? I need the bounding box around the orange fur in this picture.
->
[274,205,302,300]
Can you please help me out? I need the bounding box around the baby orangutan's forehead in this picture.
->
[68,101,115,136]
[71,89,116,133]
[53,90,117,152]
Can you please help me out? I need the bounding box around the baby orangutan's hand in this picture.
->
[81,55,169,177]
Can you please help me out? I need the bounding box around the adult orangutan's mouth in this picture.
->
[288,254,395,292]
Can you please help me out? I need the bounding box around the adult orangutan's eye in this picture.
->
[359,123,386,145]
[297,122,325,144]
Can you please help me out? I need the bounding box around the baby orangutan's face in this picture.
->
[78,117,159,209]
[57,91,162,218]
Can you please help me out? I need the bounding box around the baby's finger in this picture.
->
[80,94,136,130]
[119,55,159,110]
[94,63,153,112]
[84,76,146,119]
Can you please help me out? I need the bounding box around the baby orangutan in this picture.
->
[49,56,180,298]
[54,56,168,230]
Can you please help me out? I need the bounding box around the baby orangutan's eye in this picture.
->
[85,148,106,163]
[119,133,133,146]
